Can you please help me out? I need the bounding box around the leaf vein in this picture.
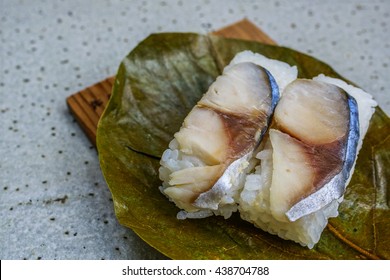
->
[327,223,381,260]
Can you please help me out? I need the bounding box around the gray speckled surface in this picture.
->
[0,0,389,260]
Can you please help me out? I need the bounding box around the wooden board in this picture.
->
[66,19,276,146]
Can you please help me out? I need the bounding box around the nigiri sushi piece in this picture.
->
[159,51,297,219]
[239,77,377,248]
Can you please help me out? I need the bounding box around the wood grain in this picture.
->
[66,77,114,146]
[66,19,275,146]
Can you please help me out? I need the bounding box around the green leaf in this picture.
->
[97,33,390,259]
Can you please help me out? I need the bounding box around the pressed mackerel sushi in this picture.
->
[159,50,377,248]
[159,52,297,219]
[239,77,377,248]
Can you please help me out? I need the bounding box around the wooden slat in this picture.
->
[213,18,276,45]
[66,77,114,145]
[66,19,276,146]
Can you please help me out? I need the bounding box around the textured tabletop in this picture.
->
[1,0,389,260]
